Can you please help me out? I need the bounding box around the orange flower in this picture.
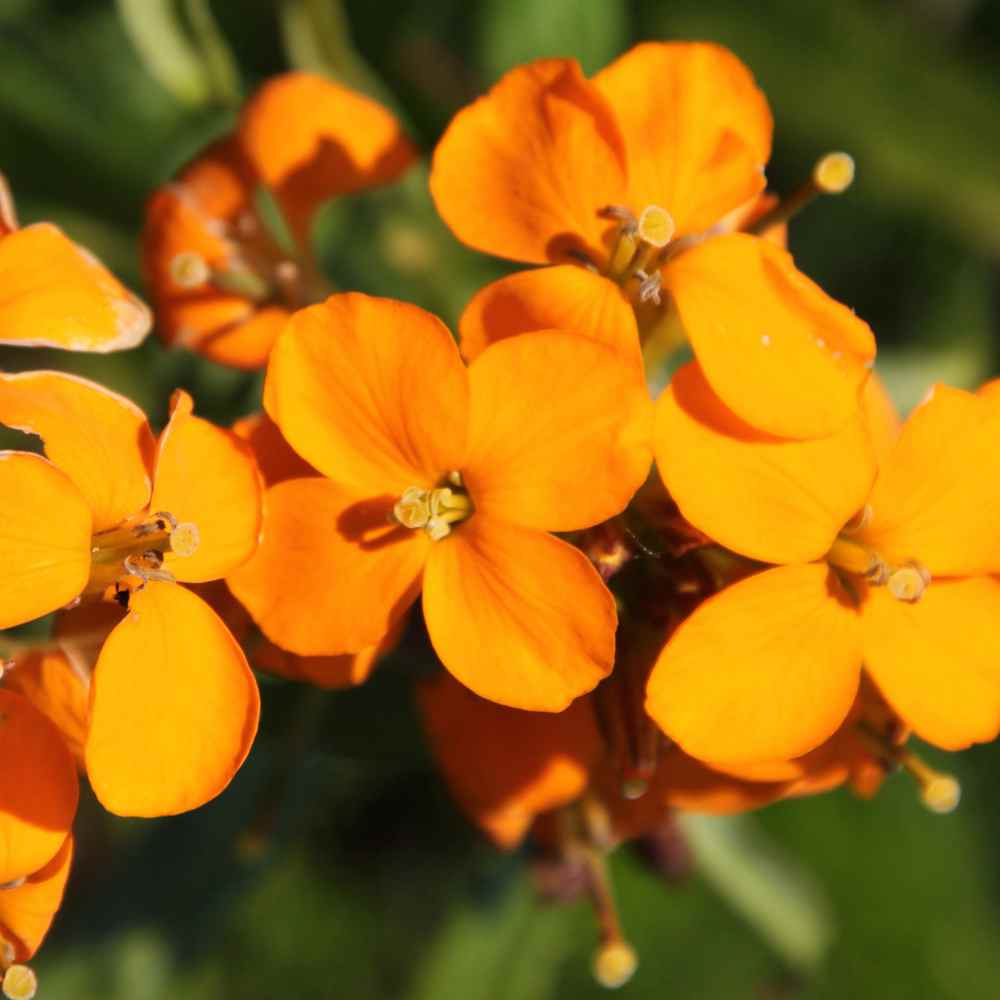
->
[646,363,1000,766]
[0,173,150,353]
[142,72,416,369]
[430,42,874,438]
[0,371,262,816]
[229,292,653,710]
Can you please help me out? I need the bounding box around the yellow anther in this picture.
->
[169,251,210,289]
[637,205,675,248]
[592,940,639,989]
[393,487,432,530]
[813,152,855,194]
[2,965,37,1000]
[887,562,931,603]
[168,521,200,558]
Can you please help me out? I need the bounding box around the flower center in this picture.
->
[600,203,676,305]
[85,510,200,598]
[826,523,930,604]
[392,475,473,541]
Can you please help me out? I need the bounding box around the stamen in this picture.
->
[635,270,662,305]
[169,251,210,289]
[827,537,887,581]
[576,836,638,989]
[636,205,675,249]
[2,966,36,1000]
[898,749,961,814]
[745,151,856,237]
[886,562,931,604]
[857,725,961,813]
[600,206,639,279]
[85,511,198,597]
[392,480,473,540]
[813,152,856,194]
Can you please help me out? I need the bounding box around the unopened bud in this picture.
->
[813,152,855,194]
[3,965,37,1000]
[169,251,211,289]
[592,940,638,989]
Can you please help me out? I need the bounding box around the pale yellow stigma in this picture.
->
[169,251,210,289]
[392,481,472,541]
[813,152,855,194]
[636,205,675,248]
[168,521,200,558]
[2,965,37,1000]
[592,941,639,990]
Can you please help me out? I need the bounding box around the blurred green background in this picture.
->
[2,0,1000,997]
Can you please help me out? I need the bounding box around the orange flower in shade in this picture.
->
[228,292,653,710]
[645,362,1000,767]
[0,174,150,353]
[430,42,874,438]
[142,71,416,369]
[0,371,262,816]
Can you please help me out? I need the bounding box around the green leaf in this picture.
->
[478,0,627,79]
[679,813,835,972]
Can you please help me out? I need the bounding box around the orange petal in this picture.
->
[254,622,401,689]
[463,332,652,532]
[977,378,1000,406]
[150,390,263,582]
[859,385,1000,576]
[861,577,1000,749]
[239,71,415,242]
[85,582,259,816]
[663,233,876,438]
[646,564,862,765]
[417,672,603,849]
[264,294,469,494]
[0,371,155,531]
[232,411,314,487]
[654,363,876,564]
[422,516,615,711]
[0,453,92,629]
[4,649,89,768]
[862,370,902,466]
[0,223,150,351]
[173,136,256,220]
[430,59,627,266]
[182,305,291,370]
[0,691,78,885]
[227,477,426,655]
[458,265,642,371]
[593,42,772,236]
[0,834,73,962]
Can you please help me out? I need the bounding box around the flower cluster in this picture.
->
[0,39,990,995]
